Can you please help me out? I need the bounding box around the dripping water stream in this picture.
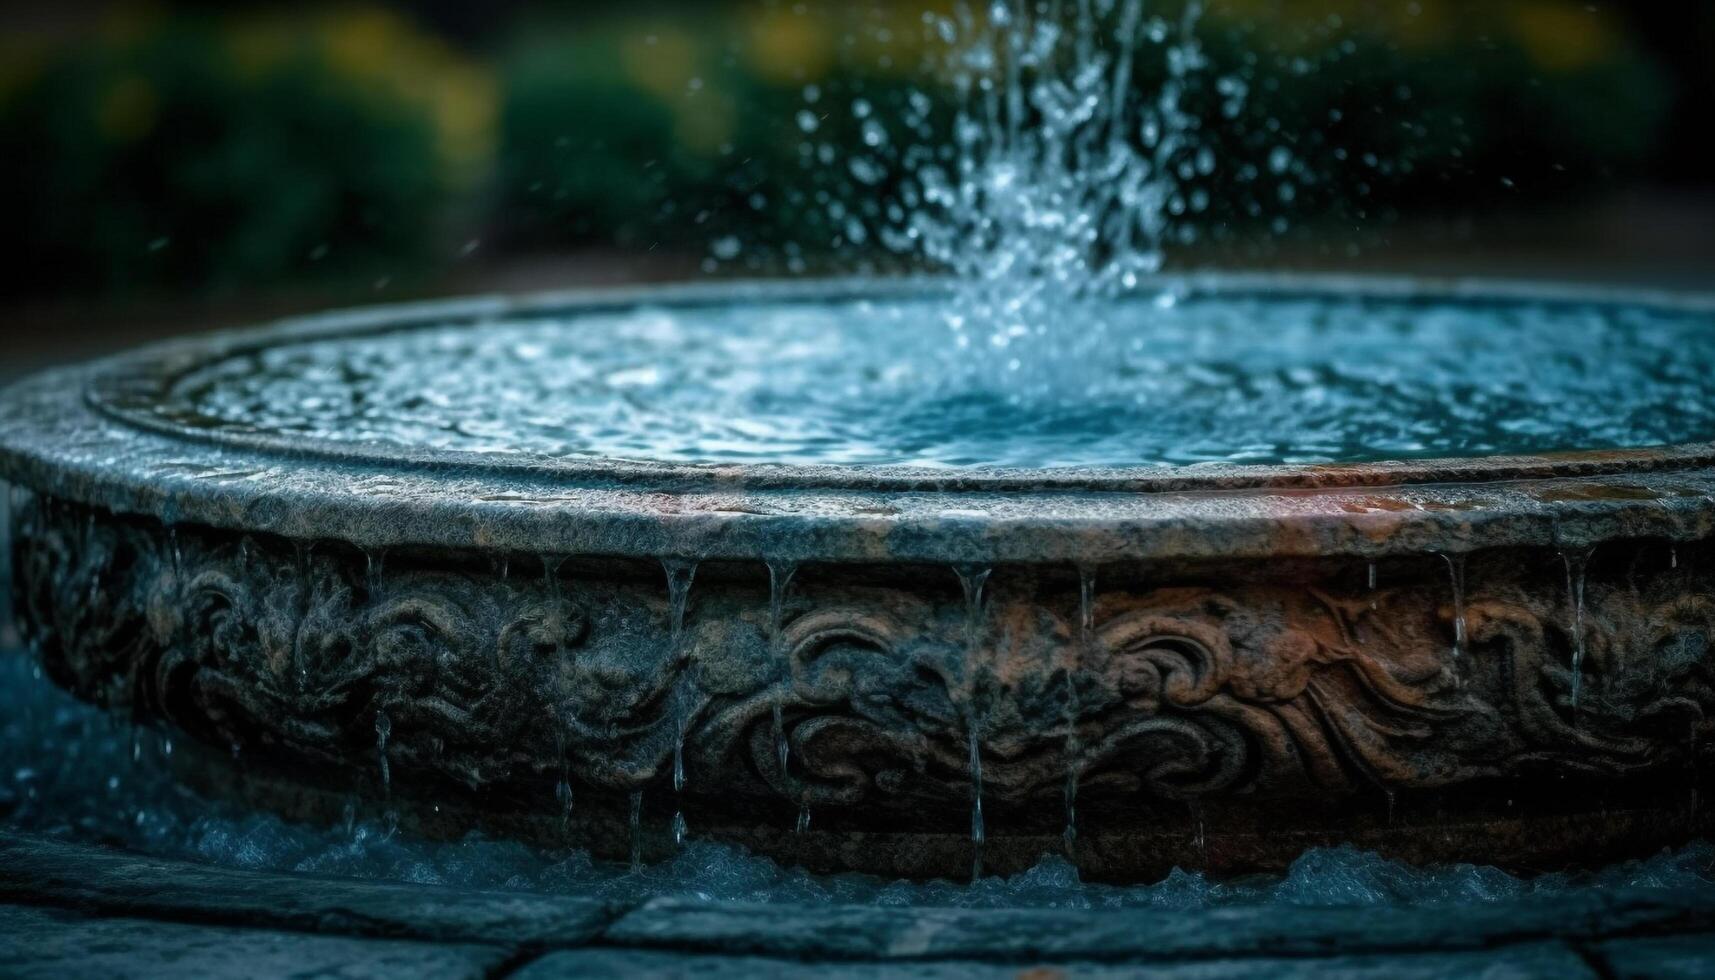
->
[83,513,103,608]
[628,789,644,874]
[1561,548,1592,711]
[364,548,387,604]
[543,555,569,658]
[291,541,315,690]
[554,729,573,831]
[956,564,993,880]
[374,710,392,796]
[543,554,575,829]
[662,558,697,848]
[765,560,799,826]
[1440,553,1467,663]
[169,525,184,580]
[1065,565,1095,856]
[0,481,10,647]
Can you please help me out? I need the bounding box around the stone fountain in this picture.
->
[5,274,1715,882]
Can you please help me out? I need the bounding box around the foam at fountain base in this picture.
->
[3,651,1711,909]
[158,288,1715,469]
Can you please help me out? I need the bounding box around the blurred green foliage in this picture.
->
[492,0,1674,265]
[1136,2,1672,242]
[493,9,923,262]
[495,19,794,250]
[0,1,1684,297]
[0,9,488,296]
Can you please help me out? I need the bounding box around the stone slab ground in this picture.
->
[0,832,1712,978]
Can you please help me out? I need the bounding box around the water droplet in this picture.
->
[672,725,686,795]
[1440,553,1467,662]
[664,559,697,645]
[374,710,392,792]
[365,548,386,599]
[542,555,564,600]
[1562,548,1592,711]
[0,480,11,646]
[1065,564,1096,856]
[628,789,644,873]
[955,563,991,880]
[766,560,798,783]
[555,777,573,828]
[168,526,183,577]
[969,726,985,880]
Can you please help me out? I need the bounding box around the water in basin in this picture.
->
[160,290,1715,469]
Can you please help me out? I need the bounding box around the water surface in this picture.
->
[160,291,1715,469]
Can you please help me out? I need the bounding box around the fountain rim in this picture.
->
[4,271,1715,563]
[72,271,1715,494]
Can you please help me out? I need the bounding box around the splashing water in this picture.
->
[827,0,1228,364]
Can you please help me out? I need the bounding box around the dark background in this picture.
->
[2,0,1712,369]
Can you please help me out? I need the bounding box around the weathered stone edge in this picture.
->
[4,831,1714,967]
[6,275,1715,564]
[0,832,619,947]
[7,359,1715,564]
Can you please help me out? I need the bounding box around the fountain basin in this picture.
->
[6,274,1715,880]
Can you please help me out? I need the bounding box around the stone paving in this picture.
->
[0,831,1712,978]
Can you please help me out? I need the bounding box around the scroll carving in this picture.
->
[13,497,1714,817]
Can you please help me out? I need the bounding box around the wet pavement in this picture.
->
[2,831,1712,978]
